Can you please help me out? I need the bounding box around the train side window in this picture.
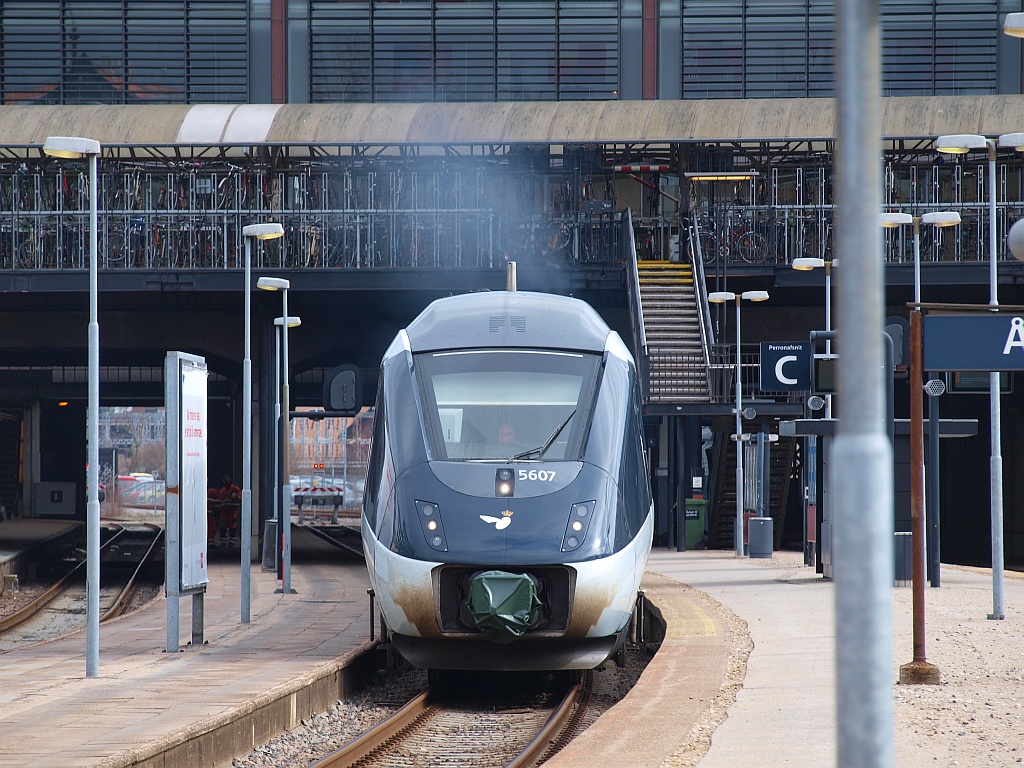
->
[363,389,386,529]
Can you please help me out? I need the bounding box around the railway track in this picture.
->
[308,671,592,768]
[0,523,163,649]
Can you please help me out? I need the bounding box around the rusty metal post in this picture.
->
[899,310,940,684]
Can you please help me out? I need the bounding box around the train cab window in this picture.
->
[415,349,600,461]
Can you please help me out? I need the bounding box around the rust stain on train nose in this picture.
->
[565,584,615,637]
[390,582,442,638]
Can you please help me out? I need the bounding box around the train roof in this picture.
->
[404,291,611,353]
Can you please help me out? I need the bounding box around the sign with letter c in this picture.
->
[760,342,812,391]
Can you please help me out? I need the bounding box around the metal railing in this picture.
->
[0,165,627,271]
[622,211,649,389]
[1,157,1021,272]
[646,344,804,405]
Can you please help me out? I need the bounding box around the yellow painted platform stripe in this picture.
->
[644,583,720,638]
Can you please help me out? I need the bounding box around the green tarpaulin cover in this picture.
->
[468,570,541,644]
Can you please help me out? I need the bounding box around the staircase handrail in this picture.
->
[623,210,649,390]
[688,216,715,379]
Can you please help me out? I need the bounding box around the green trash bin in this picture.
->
[684,498,708,550]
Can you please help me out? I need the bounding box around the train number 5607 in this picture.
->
[518,469,556,482]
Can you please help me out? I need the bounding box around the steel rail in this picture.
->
[0,561,83,633]
[0,523,128,634]
[506,674,589,768]
[100,524,164,622]
[307,688,434,768]
[306,671,590,768]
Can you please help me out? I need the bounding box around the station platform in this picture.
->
[2,535,1021,768]
[0,546,374,768]
[0,519,82,580]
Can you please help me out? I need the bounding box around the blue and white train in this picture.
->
[361,289,653,671]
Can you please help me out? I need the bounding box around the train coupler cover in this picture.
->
[467,571,541,644]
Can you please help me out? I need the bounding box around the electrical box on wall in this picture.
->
[34,482,77,518]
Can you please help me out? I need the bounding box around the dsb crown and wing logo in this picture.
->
[480,509,513,530]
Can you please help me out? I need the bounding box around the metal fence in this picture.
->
[0,164,625,271]
[1,155,1022,271]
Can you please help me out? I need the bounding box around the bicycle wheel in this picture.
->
[548,221,571,251]
[698,231,719,264]
[735,231,768,264]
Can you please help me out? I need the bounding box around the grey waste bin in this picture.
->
[747,516,774,559]
[894,531,912,586]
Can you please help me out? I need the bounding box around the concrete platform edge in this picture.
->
[96,638,378,768]
[544,569,747,768]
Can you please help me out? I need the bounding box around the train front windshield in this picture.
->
[416,349,601,461]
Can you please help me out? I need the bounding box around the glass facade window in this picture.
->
[0,0,1014,105]
[309,2,373,102]
[309,0,619,103]
[882,0,1000,95]
[0,1,248,105]
[436,1,498,102]
[682,0,1005,100]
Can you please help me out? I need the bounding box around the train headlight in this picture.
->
[415,500,448,552]
[495,467,515,497]
[561,501,595,552]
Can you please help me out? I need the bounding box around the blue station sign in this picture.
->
[760,341,812,391]
[924,315,1024,371]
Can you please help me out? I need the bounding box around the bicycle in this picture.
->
[694,214,770,265]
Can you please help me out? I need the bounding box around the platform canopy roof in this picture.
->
[0,96,1022,153]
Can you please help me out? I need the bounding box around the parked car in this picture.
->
[121,479,165,508]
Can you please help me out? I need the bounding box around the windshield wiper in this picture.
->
[508,409,576,462]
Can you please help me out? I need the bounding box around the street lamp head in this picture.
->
[920,211,961,227]
[43,136,101,158]
[257,276,290,291]
[274,316,302,328]
[792,257,825,270]
[242,223,285,240]
[879,212,914,228]
[997,133,1024,152]
[741,290,769,302]
[935,134,989,154]
[1003,12,1024,38]
[707,291,736,303]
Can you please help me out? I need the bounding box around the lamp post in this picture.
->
[878,211,961,304]
[44,135,101,677]
[708,289,769,556]
[791,256,837,570]
[258,277,296,594]
[935,133,1003,620]
[239,224,283,623]
[878,210,960,596]
[792,257,839,417]
[269,314,301,576]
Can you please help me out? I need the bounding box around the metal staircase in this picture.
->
[707,424,797,550]
[636,260,710,402]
